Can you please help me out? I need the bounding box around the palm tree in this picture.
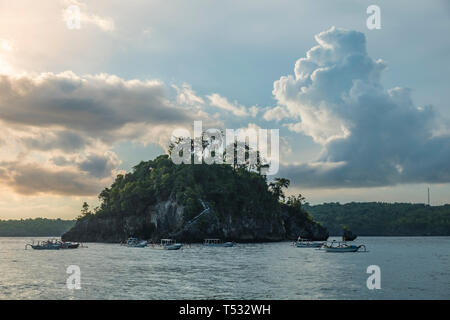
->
[269,178,290,201]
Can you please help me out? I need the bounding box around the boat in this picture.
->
[126,238,148,248]
[60,241,81,249]
[149,239,182,250]
[161,239,183,250]
[321,241,367,252]
[294,237,324,248]
[203,239,235,247]
[25,239,62,250]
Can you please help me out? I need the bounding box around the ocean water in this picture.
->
[0,237,449,300]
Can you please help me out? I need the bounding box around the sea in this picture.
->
[0,236,449,300]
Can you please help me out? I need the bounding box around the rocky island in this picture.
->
[62,154,328,243]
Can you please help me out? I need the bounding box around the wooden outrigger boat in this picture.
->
[25,239,81,250]
[148,239,182,250]
[203,239,235,247]
[25,240,61,250]
[125,238,148,248]
[294,237,324,248]
[320,241,367,252]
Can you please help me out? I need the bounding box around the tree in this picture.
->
[269,178,290,201]
[286,194,306,208]
[78,202,92,220]
[168,131,270,173]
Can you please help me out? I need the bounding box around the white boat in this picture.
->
[295,237,324,248]
[126,238,148,248]
[203,239,235,247]
[321,241,367,252]
[149,239,182,250]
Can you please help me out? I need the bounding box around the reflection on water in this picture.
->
[0,237,449,299]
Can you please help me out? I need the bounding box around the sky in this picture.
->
[0,0,449,219]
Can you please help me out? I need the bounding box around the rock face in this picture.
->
[62,198,328,243]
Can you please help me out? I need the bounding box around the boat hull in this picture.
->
[295,242,323,248]
[323,246,359,252]
[204,242,234,247]
[149,243,182,250]
[165,244,182,250]
[31,245,61,250]
[61,243,80,249]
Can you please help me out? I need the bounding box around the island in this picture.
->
[62,154,329,243]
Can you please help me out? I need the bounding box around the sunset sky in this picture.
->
[0,0,449,219]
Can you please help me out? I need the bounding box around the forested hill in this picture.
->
[0,218,75,237]
[305,202,450,236]
[63,154,329,242]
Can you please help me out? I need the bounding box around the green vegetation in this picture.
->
[85,154,308,223]
[305,202,450,236]
[0,218,75,237]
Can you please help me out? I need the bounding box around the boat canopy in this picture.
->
[204,239,222,244]
[161,239,176,245]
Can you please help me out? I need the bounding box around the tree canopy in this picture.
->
[305,202,450,236]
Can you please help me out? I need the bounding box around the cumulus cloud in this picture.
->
[263,105,290,122]
[271,26,450,188]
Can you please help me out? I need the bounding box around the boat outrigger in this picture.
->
[320,241,367,252]
[203,239,235,247]
[294,237,324,248]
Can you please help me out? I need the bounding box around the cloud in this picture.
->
[76,152,120,178]
[173,83,205,106]
[21,130,88,152]
[0,161,109,196]
[0,71,205,143]
[263,105,290,122]
[50,152,120,179]
[0,70,217,196]
[62,1,115,32]
[207,93,250,117]
[271,27,450,188]
[0,39,14,74]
